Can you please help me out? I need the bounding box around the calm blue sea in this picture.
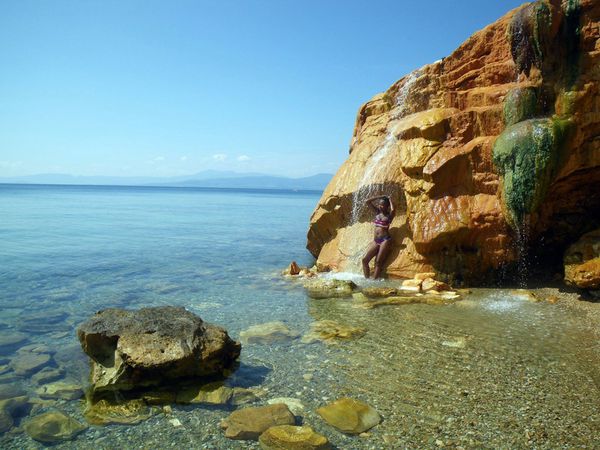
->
[0,184,317,334]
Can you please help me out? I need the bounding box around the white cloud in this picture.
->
[237,155,250,162]
[212,153,227,162]
[180,156,188,161]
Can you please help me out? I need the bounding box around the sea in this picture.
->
[0,183,599,449]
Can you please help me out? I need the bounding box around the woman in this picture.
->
[362,195,395,279]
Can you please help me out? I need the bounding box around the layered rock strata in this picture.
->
[307,0,600,283]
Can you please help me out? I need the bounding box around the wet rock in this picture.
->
[36,381,83,400]
[302,320,365,343]
[317,397,381,434]
[77,306,241,394]
[564,229,600,289]
[84,399,154,425]
[304,279,357,299]
[24,411,87,443]
[176,382,233,405]
[259,425,331,450]
[400,279,422,291]
[414,272,437,281]
[0,384,26,400]
[240,322,300,345]
[16,343,55,355]
[361,287,398,298]
[421,278,451,292]
[231,387,262,405]
[220,403,295,440]
[141,389,177,405]
[0,332,28,355]
[10,352,51,376]
[285,261,301,276]
[32,366,65,385]
[267,397,304,416]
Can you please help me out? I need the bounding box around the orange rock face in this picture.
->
[307,0,600,284]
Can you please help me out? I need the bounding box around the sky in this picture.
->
[0,0,526,178]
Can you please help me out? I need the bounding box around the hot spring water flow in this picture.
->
[347,70,421,268]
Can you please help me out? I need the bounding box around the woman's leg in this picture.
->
[362,242,379,278]
[373,239,392,279]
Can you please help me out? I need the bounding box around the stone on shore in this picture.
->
[240,322,300,345]
[421,278,451,292]
[361,287,398,298]
[259,425,331,450]
[24,411,87,443]
[303,320,365,344]
[317,398,381,434]
[304,279,357,299]
[220,403,295,440]
[77,306,241,394]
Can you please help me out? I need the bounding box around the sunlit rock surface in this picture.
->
[307,0,600,284]
[564,228,600,289]
[77,306,241,394]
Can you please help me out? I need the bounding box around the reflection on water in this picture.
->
[1,185,599,448]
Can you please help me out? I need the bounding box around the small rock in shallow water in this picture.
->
[259,425,331,450]
[36,381,83,400]
[0,332,28,355]
[304,279,357,299]
[10,352,51,376]
[361,287,398,298]
[0,409,13,433]
[240,321,299,345]
[221,403,295,440]
[32,367,65,385]
[302,320,365,343]
[24,411,87,443]
[267,397,304,416]
[317,397,381,434]
[84,399,154,426]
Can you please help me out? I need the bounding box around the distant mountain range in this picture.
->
[0,171,333,191]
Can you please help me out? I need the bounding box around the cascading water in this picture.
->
[344,69,421,270]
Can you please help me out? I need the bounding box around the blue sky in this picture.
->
[0,0,525,178]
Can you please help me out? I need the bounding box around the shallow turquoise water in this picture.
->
[1,184,599,449]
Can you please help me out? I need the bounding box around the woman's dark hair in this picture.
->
[380,196,390,207]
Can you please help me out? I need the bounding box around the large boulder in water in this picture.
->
[307,0,600,284]
[77,306,241,394]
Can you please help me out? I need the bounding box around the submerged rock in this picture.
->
[84,398,154,426]
[77,306,241,394]
[24,411,87,443]
[266,397,304,416]
[361,287,398,298]
[36,381,83,401]
[240,322,300,345]
[220,403,295,440]
[10,352,51,376]
[303,320,365,343]
[317,397,381,434]
[304,279,357,299]
[0,332,28,355]
[259,425,331,450]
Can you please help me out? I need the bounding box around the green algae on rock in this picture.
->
[84,398,154,425]
[503,86,540,126]
[492,117,573,227]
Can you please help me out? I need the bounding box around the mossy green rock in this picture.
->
[304,279,357,299]
[493,117,572,226]
[24,411,87,443]
[503,87,539,126]
[316,397,381,434]
[84,399,154,425]
[259,425,331,450]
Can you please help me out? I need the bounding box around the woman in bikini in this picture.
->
[362,195,395,279]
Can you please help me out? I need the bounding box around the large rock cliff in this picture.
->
[307,0,600,284]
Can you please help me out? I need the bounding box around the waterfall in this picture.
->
[350,68,421,224]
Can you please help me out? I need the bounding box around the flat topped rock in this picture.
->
[317,397,381,434]
[77,306,241,393]
[259,425,331,450]
[220,403,295,440]
[304,279,357,299]
[240,322,299,345]
[24,411,87,443]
